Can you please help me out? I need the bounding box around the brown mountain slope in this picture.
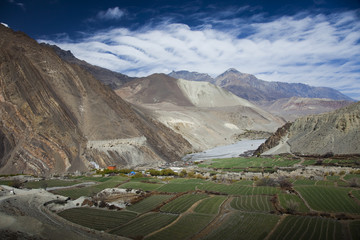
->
[256,97,353,121]
[255,102,360,156]
[0,25,192,175]
[117,76,284,150]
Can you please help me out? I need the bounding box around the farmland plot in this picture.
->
[126,194,174,213]
[278,193,309,212]
[58,208,137,231]
[268,215,343,240]
[230,195,274,212]
[203,212,279,240]
[146,213,214,240]
[160,193,208,214]
[194,196,227,214]
[110,212,178,238]
[198,183,279,195]
[295,186,360,214]
[349,220,360,240]
[157,182,199,192]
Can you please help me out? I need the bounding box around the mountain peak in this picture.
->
[224,68,240,74]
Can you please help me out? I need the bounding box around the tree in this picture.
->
[179,169,187,177]
[286,199,299,214]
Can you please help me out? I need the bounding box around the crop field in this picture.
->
[268,215,343,240]
[156,182,199,192]
[126,194,174,213]
[58,208,137,231]
[110,212,178,238]
[160,193,208,213]
[146,213,214,240]
[24,179,80,189]
[198,156,301,171]
[292,179,317,185]
[194,195,227,214]
[203,212,279,240]
[295,186,360,213]
[352,190,360,201]
[278,193,309,212]
[349,220,360,239]
[197,182,279,195]
[230,195,274,212]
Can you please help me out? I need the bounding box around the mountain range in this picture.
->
[0,25,191,175]
[169,69,353,102]
[0,24,358,175]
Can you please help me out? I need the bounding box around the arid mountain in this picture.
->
[43,44,134,89]
[117,76,285,150]
[256,97,354,121]
[255,102,360,156]
[215,68,353,102]
[0,25,192,175]
[168,70,215,84]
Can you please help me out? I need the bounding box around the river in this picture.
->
[183,139,266,161]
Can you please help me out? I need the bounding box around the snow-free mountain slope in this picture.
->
[116,75,285,150]
[0,25,192,175]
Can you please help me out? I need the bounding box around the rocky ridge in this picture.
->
[255,102,360,156]
[0,25,192,175]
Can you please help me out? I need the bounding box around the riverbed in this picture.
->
[183,139,266,161]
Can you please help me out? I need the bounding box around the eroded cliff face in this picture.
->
[287,102,360,155]
[0,25,192,175]
[255,102,360,156]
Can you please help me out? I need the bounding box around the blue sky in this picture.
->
[1,0,360,100]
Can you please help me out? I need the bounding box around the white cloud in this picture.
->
[1,23,9,28]
[40,10,360,100]
[97,7,124,20]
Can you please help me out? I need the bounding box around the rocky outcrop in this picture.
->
[255,102,360,156]
[253,122,292,156]
[43,44,134,89]
[0,25,192,175]
[168,70,215,84]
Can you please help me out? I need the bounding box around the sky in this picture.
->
[1,0,360,100]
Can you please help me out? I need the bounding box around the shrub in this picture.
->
[187,171,195,178]
[256,177,277,187]
[278,177,292,189]
[10,179,23,188]
[349,178,359,188]
[286,199,299,214]
[179,170,187,178]
[132,172,144,178]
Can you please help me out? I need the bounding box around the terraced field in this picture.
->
[160,193,208,213]
[268,215,343,240]
[119,181,163,191]
[197,182,279,195]
[278,193,309,212]
[110,212,178,238]
[194,195,227,214]
[58,208,137,231]
[295,186,360,213]
[230,195,274,212]
[126,194,174,213]
[203,212,279,240]
[146,213,214,240]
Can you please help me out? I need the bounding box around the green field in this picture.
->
[24,179,80,189]
[198,156,301,171]
[160,193,208,214]
[268,215,343,240]
[295,186,360,214]
[197,182,279,195]
[203,212,279,240]
[194,195,227,214]
[110,212,178,238]
[119,181,163,191]
[230,195,274,212]
[126,194,174,213]
[278,193,309,213]
[146,213,214,240]
[58,208,137,231]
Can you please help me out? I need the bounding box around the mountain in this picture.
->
[116,75,285,150]
[255,101,360,156]
[215,68,354,102]
[43,43,134,89]
[0,25,192,175]
[168,70,215,83]
[256,97,353,121]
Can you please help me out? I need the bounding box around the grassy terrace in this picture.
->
[2,155,360,239]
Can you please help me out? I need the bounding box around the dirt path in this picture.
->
[293,189,316,212]
[190,196,232,240]
[264,214,287,240]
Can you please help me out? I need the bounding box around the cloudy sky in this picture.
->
[1,0,360,99]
